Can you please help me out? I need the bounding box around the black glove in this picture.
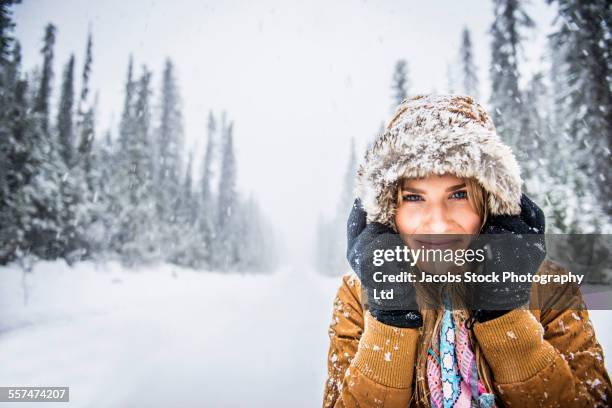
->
[346,198,422,328]
[468,193,547,324]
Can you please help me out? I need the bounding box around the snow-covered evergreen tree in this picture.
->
[194,110,217,268]
[520,72,549,196]
[76,32,95,191]
[489,0,534,155]
[110,62,159,265]
[547,0,612,218]
[201,111,216,211]
[84,127,114,257]
[72,33,100,259]
[446,63,457,94]
[55,53,89,262]
[315,138,357,276]
[56,54,75,167]
[233,193,278,273]
[459,27,479,99]
[121,66,158,265]
[536,20,609,233]
[34,23,55,135]
[23,23,68,260]
[215,118,239,271]
[391,59,409,109]
[172,151,201,268]
[0,0,18,67]
[110,56,136,254]
[3,64,32,261]
[0,1,21,263]
[155,58,184,225]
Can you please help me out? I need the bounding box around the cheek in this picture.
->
[455,206,482,234]
[394,205,422,234]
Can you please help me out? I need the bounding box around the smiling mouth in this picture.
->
[415,239,460,248]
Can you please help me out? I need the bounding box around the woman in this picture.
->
[322,95,611,407]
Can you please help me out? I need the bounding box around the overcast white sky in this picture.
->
[13,0,557,266]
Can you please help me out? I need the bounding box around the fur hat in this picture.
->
[355,94,523,232]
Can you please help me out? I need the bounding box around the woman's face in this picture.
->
[395,174,482,273]
[395,173,482,235]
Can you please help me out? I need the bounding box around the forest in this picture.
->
[0,0,279,272]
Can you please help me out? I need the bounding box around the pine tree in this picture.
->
[88,128,115,256]
[26,23,66,259]
[391,59,409,109]
[55,54,86,261]
[459,27,479,99]
[156,58,184,220]
[446,63,457,94]
[521,72,549,197]
[119,56,135,154]
[548,36,568,141]
[0,0,19,67]
[234,193,277,273]
[547,0,612,217]
[173,151,202,268]
[34,23,56,135]
[538,11,609,233]
[183,151,195,221]
[215,118,238,271]
[111,56,136,253]
[151,58,185,264]
[489,0,534,153]
[76,32,95,190]
[196,110,217,268]
[0,10,28,263]
[121,66,158,265]
[112,57,142,259]
[77,32,92,119]
[201,111,215,209]
[315,139,358,276]
[133,66,156,257]
[56,54,75,167]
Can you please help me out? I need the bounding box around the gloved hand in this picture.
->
[468,193,547,325]
[346,198,422,328]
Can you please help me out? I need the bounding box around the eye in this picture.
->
[402,194,423,202]
[450,190,468,200]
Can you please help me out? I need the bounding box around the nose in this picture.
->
[422,204,453,234]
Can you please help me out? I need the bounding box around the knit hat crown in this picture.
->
[355,94,523,232]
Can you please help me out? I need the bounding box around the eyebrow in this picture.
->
[401,183,466,194]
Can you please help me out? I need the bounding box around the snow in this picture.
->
[0,260,340,407]
[1,261,611,407]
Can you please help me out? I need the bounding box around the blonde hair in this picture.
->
[394,175,494,405]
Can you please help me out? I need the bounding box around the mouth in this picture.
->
[415,238,461,249]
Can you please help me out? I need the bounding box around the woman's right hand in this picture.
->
[346,198,422,328]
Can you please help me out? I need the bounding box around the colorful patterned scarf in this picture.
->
[426,306,497,408]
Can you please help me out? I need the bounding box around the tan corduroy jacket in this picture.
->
[322,259,612,407]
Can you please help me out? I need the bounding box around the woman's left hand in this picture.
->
[469,193,547,323]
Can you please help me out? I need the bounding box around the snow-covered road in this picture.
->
[0,261,339,407]
[0,261,610,407]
